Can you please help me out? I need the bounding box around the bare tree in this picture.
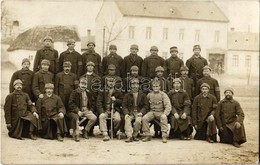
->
[1,1,14,38]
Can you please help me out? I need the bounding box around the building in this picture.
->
[95,1,229,65]
[227,31,259,77]
[7,25,81,70]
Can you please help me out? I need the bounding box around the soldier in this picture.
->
[122,78,148,142]
[165,46,184,78]
[192,83,217,143]
[68,77,97,142]
[186,45,208,86]
[96,77,123,141]
[82,41,102,76]
[36,83,67,141]
[216,88,246,148]
[32,59,54,99]
[141,46,165,79]
[179,65,195,103]
[9,58,35,102]
[4,79,40,140]
[33,36,59,74]
[122,44,143,78]
[123,66,146,93]
[102,45,123,77]
[59,39,83,77]
[168,78,193,140]
[196,65,220,102]
[142,78,171,143]
[101,64,123,91]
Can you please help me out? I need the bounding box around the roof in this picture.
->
[115,1,229,22]
[228,32,259,51]
[81,35,95,51]
[7,25,81,51]
[1,37,14,45]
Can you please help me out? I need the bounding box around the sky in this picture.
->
[2,0,259,37]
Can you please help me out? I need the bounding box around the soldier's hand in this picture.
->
[33,112,39,119]
[194,125,198,130]
[137,112,143,117]
[208,115,214,122]
[174,113,179,119]
[78,111,83,117]
[58,112,64,119]
[82,107,88,112]
[111,96,116,101]
[39,94,44,98]
[219,127,224,132]
[181,113,187,119]
[234,122,241,129]
[125,114,130,120]
[6,124,11,129]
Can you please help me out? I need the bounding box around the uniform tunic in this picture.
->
[122,54,143,77]
[32,70,54,98]
[186,55,208,80]
[165,56,184,78]
[179,76,195,102]
[81,72,101,93]
[196,76,220,101]
[102,53,123,77]
[82,49,102,76]
[141,54,165,78]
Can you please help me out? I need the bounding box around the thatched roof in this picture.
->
[7,25,81,51]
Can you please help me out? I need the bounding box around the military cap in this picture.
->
[129,78,139,84]
[203,65,212,71]
[224,87,234,94]
[150,46,158,51]
[63,61,72,67]
[172,78,182,84]
[41,59,50,65]
[170,46,178,52]
[180,65,189,71]
[22,58,30,64]
[87,41,95,47]
[130,65,139,71]
[43,36,53,42]
[200,83,210,89]
[151,77,160,86]
[13,79,23,87]
[86,61,95,67]
[193,45,201,51]
[109,45,117,50]
[130,44,139,49]
[108,64,116,70]
[155,66,164,72]
[67,39,75,45]
[44,83,54,89]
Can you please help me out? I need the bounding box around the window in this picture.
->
[162,52,168,59]
[232,55,239,67]
[146,27,152,39]
[179,29,184,40]
[195,30,200,41]
[28,55,33,61]
[128,26,135,39]
[162,28,168,40]
[245,55,251,68]
[214,31,220,42]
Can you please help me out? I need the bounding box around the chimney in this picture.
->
[87,29,91,36]
[230,27,235,31]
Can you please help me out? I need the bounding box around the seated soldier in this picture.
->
[122,78,148,142]
[68,77,97,142]
[216,88,246,148]
[168,78,193,140]
[4,79,40,140]
[36,83,67,142]
[142,78,171,143]
[96,77,123,141]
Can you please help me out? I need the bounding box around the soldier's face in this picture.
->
[63,66,71,73]
[201,87,209,94]
[44,40,52,47]
[130,48,138,55]
[152,84,160,92]
[170,50,178,57]
[22,62,30,70]
[224,91,233,99]
[109,49,117,54]
[108,69,116,75]
[130,82,139,92]
[79,81,87,90]
[68,43,75,49]
[131,70,138,77]
[193,49,201,55]
[87,44,95,50]
[107,80,115,88]
[173,82,181,90]
[87,65,94,72]
[203,69,211,76]
[150,49,158,55]
[14,83,22,90]
[181,70,188,76]
[45,88,53,95]
[156,71,164,78]
[41,64,49,71]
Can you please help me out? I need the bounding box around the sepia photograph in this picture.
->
[1,0,259,164]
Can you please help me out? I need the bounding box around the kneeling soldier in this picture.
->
[122,78,148,142]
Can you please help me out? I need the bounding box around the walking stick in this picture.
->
[110,101,114,140]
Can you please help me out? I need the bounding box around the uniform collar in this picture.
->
[13,90,23,95]
[191,54,202,59]
[223,98,234,103]
[66,49,75,53]
[40,70,50,74]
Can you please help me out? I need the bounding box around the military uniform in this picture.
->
[179,76,194,102]
[81,72,101,93]
[82,50,102,76]
[141,55,165,79]
[32,70,54,98]
[165,56,184,78]
[122,53,143,78]
[102,53,123,77]
[196,76,220,101]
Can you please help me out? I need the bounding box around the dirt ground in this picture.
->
[0,94,259,164]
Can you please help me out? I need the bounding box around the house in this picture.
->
[95,1,229,67]
[7,25,81,70]
[227,31,259,77]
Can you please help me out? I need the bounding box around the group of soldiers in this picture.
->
[4,36,246,148]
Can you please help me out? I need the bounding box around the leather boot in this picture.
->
[29,132,37,140]
[82,130,89,139]
[142,136,151,142]
[125,137,133,143]
[57,133,64,142]
[133,136,139,142]
[162,136,167,143]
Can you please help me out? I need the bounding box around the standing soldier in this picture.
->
[59,39,83,77]
[4,79,40,140]
[165,46,184,78]
[216,88,246,148]
[192,83,218,143]
[142,78,171,143]
[9,58,35,102]
[122,78,148,142]
[102,45,123,77]
[36,83,67,141]
[82,41,102,76]
[68,77,97,142]
[32,59,54,99]
[33,36,59,74]
[122,44,143,78]
[96,77,123,141]
[196,65,220,102]
[179,66,195,103]
[141,46,165,79]
[186,45,208,86]
[168,78,193,140]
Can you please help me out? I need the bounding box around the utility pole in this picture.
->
[102,26,106,58]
